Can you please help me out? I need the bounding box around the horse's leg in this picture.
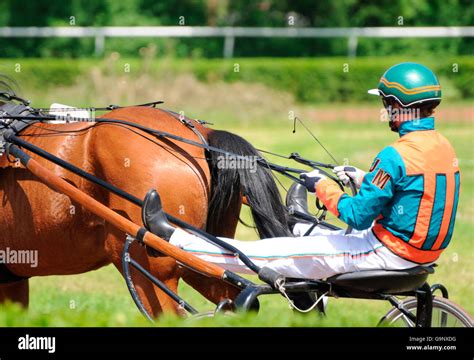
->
[105,225,182,317]
[90,112,216,317]
[0,279,29,307]
[111,259,181,317]
[180,194,243,304]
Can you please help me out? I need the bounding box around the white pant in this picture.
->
[169,223,419,280]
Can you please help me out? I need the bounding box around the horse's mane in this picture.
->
[0,73,19,103]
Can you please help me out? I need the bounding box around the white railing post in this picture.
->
[348,34,358,58]
[94,29,105,56]
[223,35,235,58]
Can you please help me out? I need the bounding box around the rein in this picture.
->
[1,113,322,186]
[0,96,346,187]
[0,104,357,263]
[1,107,356,230]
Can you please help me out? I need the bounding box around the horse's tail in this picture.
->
[206,130,292,239]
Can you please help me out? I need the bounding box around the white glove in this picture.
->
[333,166,366,189]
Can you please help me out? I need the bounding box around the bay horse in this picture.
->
[0,97,291,316]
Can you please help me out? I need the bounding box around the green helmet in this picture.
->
[368,62,441,107]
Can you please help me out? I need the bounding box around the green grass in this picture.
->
[0,266,392,327]
[1,115,472,327]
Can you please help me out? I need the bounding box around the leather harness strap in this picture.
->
[0,103,39,131]
[160,109,209,146]
[0,103,40,156]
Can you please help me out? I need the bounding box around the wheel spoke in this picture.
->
[402,314,415,327]
[381,297,472,328]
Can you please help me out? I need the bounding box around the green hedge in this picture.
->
[190,57,474,103]
[0,56,472,104]
[0,58,86,89]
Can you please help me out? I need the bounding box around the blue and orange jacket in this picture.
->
[316,117,460,264]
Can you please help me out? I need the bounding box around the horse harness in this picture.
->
[0,100,209,284]
[0,97,351,286]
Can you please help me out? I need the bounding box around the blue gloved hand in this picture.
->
[300,169,326,193]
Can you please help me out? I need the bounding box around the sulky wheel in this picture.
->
[379,297,473,327]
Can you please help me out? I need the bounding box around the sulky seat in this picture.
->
[327,265,435,294]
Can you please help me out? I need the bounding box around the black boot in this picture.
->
[141,189,176,242]
[285,183,315,230]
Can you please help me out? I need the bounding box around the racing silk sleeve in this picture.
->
[316,146,404,230]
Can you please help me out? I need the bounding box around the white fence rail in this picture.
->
[1,26,473,57]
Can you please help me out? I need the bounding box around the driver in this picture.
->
[147,62,460,281]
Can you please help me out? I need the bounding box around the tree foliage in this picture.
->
[0,0,472,57]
